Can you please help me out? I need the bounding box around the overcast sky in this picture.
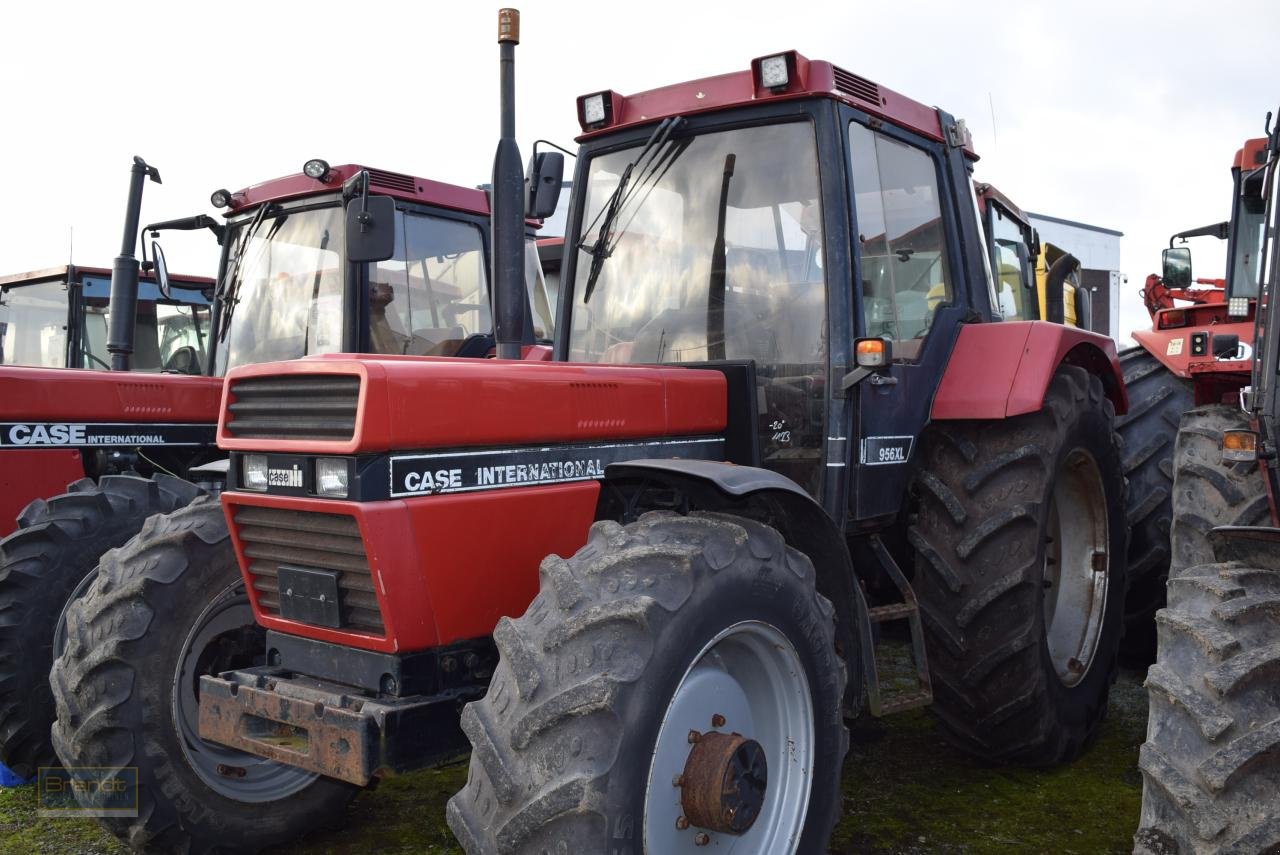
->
[1,0,1274,340]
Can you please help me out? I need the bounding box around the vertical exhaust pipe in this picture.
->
[106,156,161,371]
[492,8,525,360]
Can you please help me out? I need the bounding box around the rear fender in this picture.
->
[931,321,1127,420]
[605,459,865,712]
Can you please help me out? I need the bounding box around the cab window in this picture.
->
[850,123,952,360]
[989,202,1034,320]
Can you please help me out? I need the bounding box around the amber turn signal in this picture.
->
[1222,429,1258,463]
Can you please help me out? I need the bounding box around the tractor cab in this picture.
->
[0,265,210,371]
[146,161,556,376]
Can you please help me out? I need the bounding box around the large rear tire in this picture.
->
[1114,346,1194,661]
[447,511,847,854]
[49,496,356,854]
[911,366,1126,765]
[0,474,202,778]
[1168,406,1271,579]
[1134,532,1280,854]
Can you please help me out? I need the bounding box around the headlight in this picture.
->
[759,54,791,90]
[210,188,231,209]
[581,93,606,125]
[242,454,269,491]
[315,458,349,498]
[303,158,331,181]
[1228,296,1249,317]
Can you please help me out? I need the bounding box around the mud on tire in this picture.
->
[1113,346,1194,661]
[0,474,202,779]
[447,511,847,854]
[1168,406,1272,579]
[910,366,1127,765]
[1135,531,1280,855]
[49,496,355,854]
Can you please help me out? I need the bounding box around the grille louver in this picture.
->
[367,168,417,193]
[833,66,881,106]
[226,374,359,441]
[234,506,384,635]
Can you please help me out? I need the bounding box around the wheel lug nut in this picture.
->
[711,713,725,728]
[672,774,684,787]
[694,832,711,846]
[688,729,701,744]
[676,816,689,830]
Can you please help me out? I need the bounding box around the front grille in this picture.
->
[367,168,417,193]
[226,374,359,441]
[833,66,881,106]
[233,505,384,635]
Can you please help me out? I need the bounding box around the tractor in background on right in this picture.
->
[1115,135,1270,659]
[1135,114,1280,855]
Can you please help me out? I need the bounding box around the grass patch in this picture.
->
[1,672,1146,854]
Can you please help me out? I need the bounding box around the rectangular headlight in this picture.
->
[1228,296,1249,317]
[582,93,606,125]
[760,54,790,89]
[315,458,349,498]
[242,454,269,492]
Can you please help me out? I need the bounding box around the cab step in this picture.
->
[854,535,933,716]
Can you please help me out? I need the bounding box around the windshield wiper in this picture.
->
[217,204,280,343]
[579,116,686,303]
[706,153,736,361]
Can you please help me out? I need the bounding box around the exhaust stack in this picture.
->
[106,156,161,371]
[491,8,525,360]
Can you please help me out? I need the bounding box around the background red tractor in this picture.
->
[1135,114,1280,855]
[1115,135,1270,658]
[47,17,1135,853]
[0,155,557,783]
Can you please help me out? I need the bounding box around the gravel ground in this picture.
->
[0,669,1147,854]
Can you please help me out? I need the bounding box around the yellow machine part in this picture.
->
[1035,242,1081,328]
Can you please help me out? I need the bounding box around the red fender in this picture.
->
[931,321,1127,420]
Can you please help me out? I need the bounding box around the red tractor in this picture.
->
[1115,136,1270,657]
[0,156,558,783]
[52,15,1130,852]
[1134,115,1280,855]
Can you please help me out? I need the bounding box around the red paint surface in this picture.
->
[0,365,221,421]
[577,52,974,158]
[1234,137,1268,170]
[228,164,491,218]
[932,322,1127,420]
[1132,313,1255,381]
[223,482,600,653]
[0,449,85,537]
[219,356,727,455]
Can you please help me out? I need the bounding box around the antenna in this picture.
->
[988,93,998,152]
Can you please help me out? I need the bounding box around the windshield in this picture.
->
[216,206,345,374]
[0,279,69,367]
[81,279,210,372]
[1229,191,1266,299]
[569,121,825,366]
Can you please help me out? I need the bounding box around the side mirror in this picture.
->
[346,196,396,263]
[1162,247,1192,289]
[525,152,565,219]
[151,240,172,300]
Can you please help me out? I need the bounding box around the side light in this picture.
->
[210,189,232,209]
[1158,309,1187,329]
[1222,429,1258,463]
[1228,296,1250,317]
[242,454,269,491]
[303,159,332,181]
[315,458,350,498]
[855,337,892,368]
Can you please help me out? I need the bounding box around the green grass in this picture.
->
[0,671,1147,854]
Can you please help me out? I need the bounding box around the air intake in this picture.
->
[833,66,881,106]
[367,168,417,194]
[226,374,359,441]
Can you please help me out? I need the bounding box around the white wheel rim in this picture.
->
[1043,449,1110,687]
[643,620,815,854]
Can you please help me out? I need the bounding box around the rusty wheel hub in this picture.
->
[680,730,768,834]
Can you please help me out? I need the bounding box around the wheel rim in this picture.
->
[172,580,318,802]
[644,621,815,854]
[1043,449,1110,687]
[52,569,99,659]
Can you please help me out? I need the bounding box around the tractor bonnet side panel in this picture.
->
[0,449,86,536]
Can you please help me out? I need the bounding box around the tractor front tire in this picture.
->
[1134,534,1280,854]
[1168,406,1272,579]
[911,366,1126,765]
[447,511,847,854]
[1114,346,1194,661]
[49,496,355,854]
[0,474,202,779]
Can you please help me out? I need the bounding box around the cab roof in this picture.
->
[227,164,490,218]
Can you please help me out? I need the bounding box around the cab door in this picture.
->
[842,112,987,521]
